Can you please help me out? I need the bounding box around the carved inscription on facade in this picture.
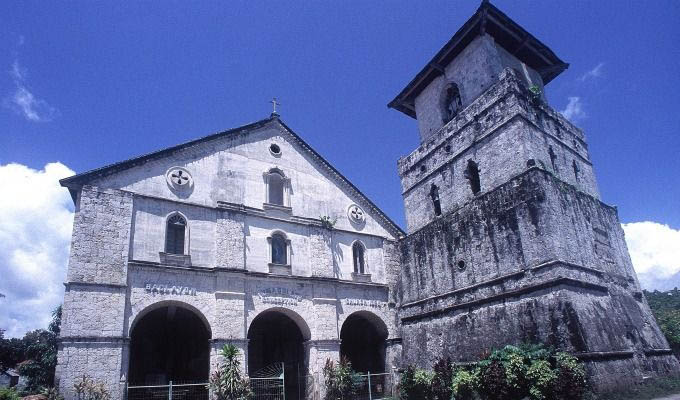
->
[343,298,386,309]
[258,287,303,306]
[145,283,197,296]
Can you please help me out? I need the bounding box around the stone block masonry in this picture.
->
[398,167,679,390]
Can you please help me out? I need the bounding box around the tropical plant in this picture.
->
[431,357,453,400]
[448,344,587,400]
[322,357,359,400]
[73,375,111,400]
[399,365,434,400]
[209,344,252,400]
[0,387,21,400]
[319,215,337,230]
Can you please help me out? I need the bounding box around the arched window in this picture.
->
[268,171,284,205]
[265,168,289,207]
[464,160,481,194]
[271,233,288,265]
[165,214,186,255]
[441,83,462,123]
[430,184,442,216]
[352,241,366,274]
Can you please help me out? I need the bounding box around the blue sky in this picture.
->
[0,1,679,336]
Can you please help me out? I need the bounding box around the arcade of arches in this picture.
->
[127,303,390,393]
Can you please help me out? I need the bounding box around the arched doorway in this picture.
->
[248,309,309,399]
[128,304,211,385]
[340,311,388,373]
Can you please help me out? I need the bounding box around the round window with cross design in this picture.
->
[165,166,193,190]
[347,204,366,224]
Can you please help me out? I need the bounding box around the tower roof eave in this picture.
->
[387,1,568,119]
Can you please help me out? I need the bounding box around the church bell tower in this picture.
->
[391,1,679,390]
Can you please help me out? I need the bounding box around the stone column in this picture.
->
[304,339,341,400]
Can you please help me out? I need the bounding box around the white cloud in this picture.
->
[579,62,605,82]
[4,59,58,122]
[560,96,586,122]
[0,162,75,338]
[623,221,680,290]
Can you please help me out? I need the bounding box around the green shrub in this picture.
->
[322,357,359,400]
[0,387,20,400]
[552,352,587,400]
[451,368,478,400]
[431,357,453,400]
[399,366,434,400]
[209,344,252,400]
[73,375,111,400]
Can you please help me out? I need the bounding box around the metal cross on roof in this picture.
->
[270,97,281,116]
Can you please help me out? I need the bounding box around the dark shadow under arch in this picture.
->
[128,304,210,385]
[248,309,309,399]
[340,311,388,373]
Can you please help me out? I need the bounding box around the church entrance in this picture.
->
[248,309,308,400]
[340,312,387,373]
[128,304,210,399]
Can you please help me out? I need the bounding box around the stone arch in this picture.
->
[128,299,212,338]
[128,300,212,386]
[247,307,310,399]
[340,310,389,373]
[247,306,311,341]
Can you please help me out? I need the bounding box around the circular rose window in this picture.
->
[165,166,193,190]
[347,204,366,224]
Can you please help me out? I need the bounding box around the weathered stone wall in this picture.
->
[216,210,246,269]
[401,68,599,233]
[397,168,679,390]
[57,186,133,400]
[66,186,133,284]
[414,35,544,141]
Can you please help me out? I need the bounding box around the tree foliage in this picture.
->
[645,289,680,357]
[0,305,62,393]
[322,357,359,400]
[209,344,251,400]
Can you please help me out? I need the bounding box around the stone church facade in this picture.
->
[56,2,678,399]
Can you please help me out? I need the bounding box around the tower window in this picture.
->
[430,184,442,216]
[441,83,462,123]
[165,214,186,255]
[267,170,285,205]
[548,146,558,172]
[573,160,580,181]
[352,241,366,274]
[464,160,481,194]
[271,233,288,265]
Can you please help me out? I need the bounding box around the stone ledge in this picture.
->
[574,350,635,361]
[401,259,605,310]
[215,291,246,299]
[59,336,129,344]
[63,281,127,290]
[401,276,608,323]
[128,259,390,289]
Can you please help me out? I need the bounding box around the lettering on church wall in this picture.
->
[343,298,386,309]
[145,283,197,296]
[258,287,303,306]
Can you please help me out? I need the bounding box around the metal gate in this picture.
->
[250,362,285,400]
[127,381,209,400]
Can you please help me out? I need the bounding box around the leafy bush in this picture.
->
[451,368,478,400]
[322,357,360,400]
[447,344,587,400]
[209,344,252,400]
[0,387,21,400]
[432,357,453,400]
[73,375,111,400]
[399,366,434,400]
